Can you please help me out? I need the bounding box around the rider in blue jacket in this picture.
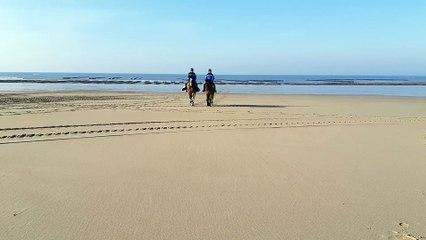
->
[182,68,199,92]
[203,69,216,92]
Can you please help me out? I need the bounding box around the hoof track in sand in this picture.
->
[388,223,426,240]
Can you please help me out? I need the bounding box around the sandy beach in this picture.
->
[0,92,425,240]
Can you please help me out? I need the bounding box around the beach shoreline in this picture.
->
[1,72,426,97]
[1,92,425,239]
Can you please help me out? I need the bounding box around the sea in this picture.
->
[1,72,426,97]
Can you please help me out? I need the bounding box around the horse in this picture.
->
[205,81,215,107]
[186,78,197,106]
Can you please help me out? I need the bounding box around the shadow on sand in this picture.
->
[216,104,308,108]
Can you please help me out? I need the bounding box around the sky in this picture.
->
[0,0,425,75]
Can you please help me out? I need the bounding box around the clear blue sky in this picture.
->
[1,0,425,75]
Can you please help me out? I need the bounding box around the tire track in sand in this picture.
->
[0,116,424,145]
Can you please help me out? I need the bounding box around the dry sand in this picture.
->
[0,92,425,240]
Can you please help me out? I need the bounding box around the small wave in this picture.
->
[0,79,141,84]
[220,79,285,82]
[0,77,26,81]
[1,79,425,86]
[62,76,90,80]
[308,78,409,82]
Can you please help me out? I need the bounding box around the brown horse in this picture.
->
[186,79,197,106]
[205,81,215,106]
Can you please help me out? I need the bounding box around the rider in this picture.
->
[203,69,216,92]
[182,68,199,92]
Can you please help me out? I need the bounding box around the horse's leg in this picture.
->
[207,92,212,106]
[189,91,194,106]
[209,92,214,106]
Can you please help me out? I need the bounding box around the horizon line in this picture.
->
[1,71,426,77]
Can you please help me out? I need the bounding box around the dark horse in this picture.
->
[205,81,215,106]
[186,79,197,106]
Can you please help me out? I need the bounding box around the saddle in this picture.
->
[204,81,216,93]
[188,79,200,92]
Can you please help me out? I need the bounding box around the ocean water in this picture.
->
[1,72,426,97]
